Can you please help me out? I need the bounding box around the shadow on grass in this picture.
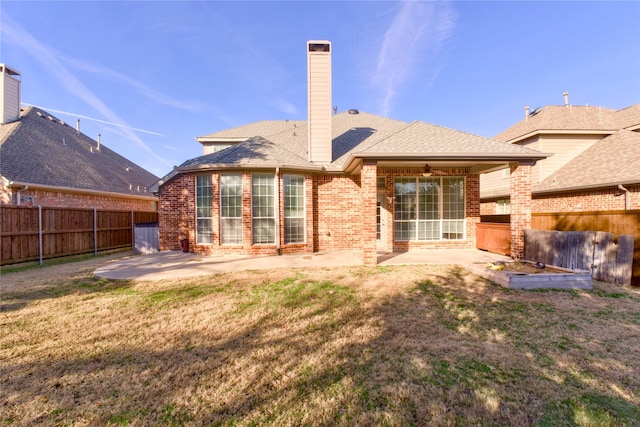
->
[1,265,639,425]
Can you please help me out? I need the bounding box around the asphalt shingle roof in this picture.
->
[363,121,545,157]
[197,120,306,139]
[179,110,546,174]
[495,105,621,142]
[0,106,159,195]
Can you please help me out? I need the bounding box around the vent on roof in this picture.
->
[348,109,359,114]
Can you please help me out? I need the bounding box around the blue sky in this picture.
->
[2,1,639,178]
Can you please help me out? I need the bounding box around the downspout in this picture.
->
[618,185,630,210]
[12,183,28,205]
[275,167,281,255]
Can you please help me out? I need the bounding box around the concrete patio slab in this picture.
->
[94,249,512,281]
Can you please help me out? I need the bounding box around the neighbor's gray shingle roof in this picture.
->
[535,130,640,192]
[0,106,159,195]
[495,105,620,142]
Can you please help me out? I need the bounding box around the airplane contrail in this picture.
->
[23,104,164,137]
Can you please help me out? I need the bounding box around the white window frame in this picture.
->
[220,173,242,245]
[284,174,305,244]
[195,175,213,245]
[251,173,276,245]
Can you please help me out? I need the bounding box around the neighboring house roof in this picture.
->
[614,104,640,130]
[535,130,640,193]
[0,106,159,196]
[175,110,548,176]
[495,105,622,142]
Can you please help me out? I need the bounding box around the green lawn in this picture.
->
[1,260,639,426]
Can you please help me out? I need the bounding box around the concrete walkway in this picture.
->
[94,249,511,281]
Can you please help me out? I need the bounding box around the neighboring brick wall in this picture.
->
[1,188,156,211]
[481,185,640,215]
[533,185,640,212]
[159,173,195,251]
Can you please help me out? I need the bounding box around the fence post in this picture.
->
[38,205,43,265]
[93,208,98,257]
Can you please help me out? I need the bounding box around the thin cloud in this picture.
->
[1,13,171,167]
[374,1,457,115]
[65,58,209,112]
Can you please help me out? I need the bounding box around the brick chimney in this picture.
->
[0,64,21,125]
[307,40,332,163]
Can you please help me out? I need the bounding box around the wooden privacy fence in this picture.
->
[532,210,640,286]
[1,206,158,265]
[525,230,634,285]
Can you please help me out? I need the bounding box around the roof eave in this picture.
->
[176,162,324,174]
[534,179,640,195]
[195,136,248,143]
[6,180,158,201]
[342,152,550,174]
[506,129,616,144]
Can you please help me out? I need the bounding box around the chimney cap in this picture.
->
[307,40,331,52]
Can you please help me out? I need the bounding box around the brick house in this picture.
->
[0,64,159,211]
[157,41,547,265]
[481,98,640,214]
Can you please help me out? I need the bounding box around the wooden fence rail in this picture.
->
[532,210,640,286]
[1,206,158,265]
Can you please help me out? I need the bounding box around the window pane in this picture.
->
[196,219,212,244]
[442,220,464,240]
[418,178,439,220]
[221,218,242,244]
[220,174,242,245]
[418,220,440,240]
[252,174,275,244]
[196,175,212,245]
[253,218,275,244]
[394,178,416,221]
[284,175,305,243]
[443,177,464,220]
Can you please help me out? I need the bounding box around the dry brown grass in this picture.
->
[1,256,639,426]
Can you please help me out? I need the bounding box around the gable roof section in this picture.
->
[495,105,620,142]
[196,120,306,141]
[0,106,159,196]
[174,110,548,178]
[179,136,319,171]
[359,121,546,158]
[535,130,640,193]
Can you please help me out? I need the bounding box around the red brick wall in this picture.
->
[481,185,640,215]
[314,174,363,251]
[159,168,482,256]
[2,188,156,211]
[509,163,532,259]
[159,173,195,251]
[533,185,640,212]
